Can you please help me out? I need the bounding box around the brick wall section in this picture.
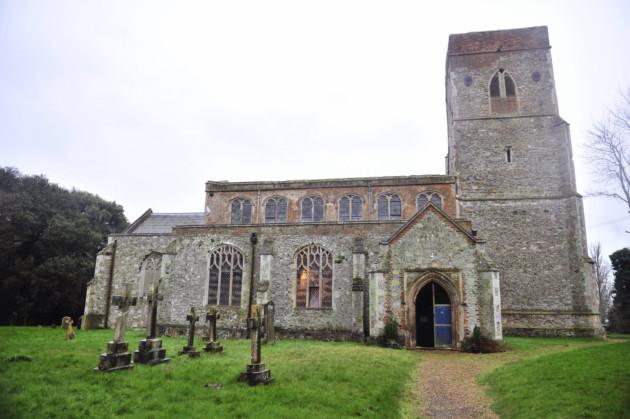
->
[205,176,456,224]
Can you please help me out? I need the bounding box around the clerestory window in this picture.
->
[301,196,325,222]
[377,193,402,220]
[339,195,362,222]
[416,192,443,210]
[230,198,252,224]
[264,196,288,223]
[208,245,243,306]
[295,244,333,309]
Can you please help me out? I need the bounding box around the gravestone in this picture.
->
[62,316,75,340]
[203,306,223,353]
[239,304,273,385]
[178,307,200,358]
[133,281,170,365]
[96,286,137,372]
[263,302,275,344]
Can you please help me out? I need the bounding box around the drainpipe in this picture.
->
[103,239,117,328]
[246,232,258,338]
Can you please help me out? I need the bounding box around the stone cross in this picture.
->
[203,306,223,353]
[206,306,219,342]
[186,307,199,348]
[145,280,163,339]
[111,285,138,343]
[239,304,272,385]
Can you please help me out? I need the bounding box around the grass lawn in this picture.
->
[0,327,419,419]
[483,338,630,418]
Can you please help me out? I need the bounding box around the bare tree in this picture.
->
[586,89,630,226]
[590,242,613,323]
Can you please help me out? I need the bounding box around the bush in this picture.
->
[380,318,403,349]
[461,326,506,353]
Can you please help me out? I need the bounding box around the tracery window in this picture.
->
[377,193,402,220]
[301,196,325,222]
[208,245,244,306]
[264,196,288,223]
[139,254,161,295]
[339,195,362,222]
[416,192,443,210]
[295,244,333,308]
[230,198,252,224]
[490,69,516,98]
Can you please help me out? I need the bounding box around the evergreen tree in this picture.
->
[0,167,128,325]
[609,248,630,333]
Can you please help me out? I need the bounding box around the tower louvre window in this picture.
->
[490,70,517,98]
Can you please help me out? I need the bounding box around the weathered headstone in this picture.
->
[178,307,200,358]
[203,306,223,353]
[96,285,137,372]
[239,304,273,385]
[62,316,75,340]
[133,280,170,365]
[263,301,275,344]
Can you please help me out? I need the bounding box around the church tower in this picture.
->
[446,26,601,335]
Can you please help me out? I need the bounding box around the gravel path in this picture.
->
[416,341,610,419]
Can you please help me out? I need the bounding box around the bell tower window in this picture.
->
[490,69,517,113]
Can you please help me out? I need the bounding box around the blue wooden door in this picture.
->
[434,304,452,347]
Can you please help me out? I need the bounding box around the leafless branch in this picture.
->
[589,242,613,321]
[585,88,630,222]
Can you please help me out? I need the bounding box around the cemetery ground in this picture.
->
[0,328,629,419]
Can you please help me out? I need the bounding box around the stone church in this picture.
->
[83,26,602,349]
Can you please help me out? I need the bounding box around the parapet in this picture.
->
[448,26,549,55]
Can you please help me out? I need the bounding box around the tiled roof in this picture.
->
[128,211,206,234]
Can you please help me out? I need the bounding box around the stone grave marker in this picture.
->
[178,307,200,358]
[133,280,170,365]
[96,285,137,372]
[239,304,273,385]
[203,306,223,353]
[62,316,75,340]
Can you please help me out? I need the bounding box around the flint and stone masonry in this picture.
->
[83,26,602,349]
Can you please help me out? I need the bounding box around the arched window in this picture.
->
[301,196,325,222]
[377,193,402,220]
[230,198,252,224]
[139,254,161,296]
[264,196,288,223]
[295,244,333,308]
[208,245,244,306]
[416,192,443,210]
[489,69,516,98]
[339,195,362,222]
[490,69,518,113]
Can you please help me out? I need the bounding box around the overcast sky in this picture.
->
[1,0,629,259]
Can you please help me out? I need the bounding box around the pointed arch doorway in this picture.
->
[415,282,453,348]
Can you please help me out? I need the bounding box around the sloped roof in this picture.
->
[383,203,479,245]
[126,209,206,234]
